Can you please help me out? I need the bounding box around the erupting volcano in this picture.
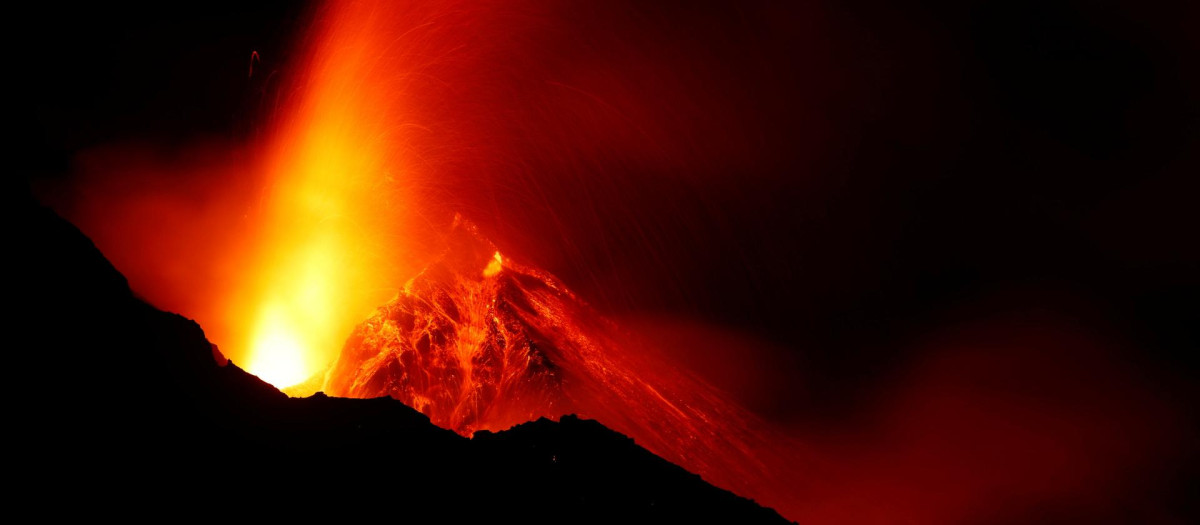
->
[21,0,1197,522]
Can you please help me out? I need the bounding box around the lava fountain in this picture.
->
[231,3,410,387]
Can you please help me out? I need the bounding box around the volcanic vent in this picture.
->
[325,216,801,514]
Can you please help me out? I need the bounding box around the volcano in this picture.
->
[325,216,806,516]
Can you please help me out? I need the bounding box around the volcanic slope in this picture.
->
[326,216,808,517]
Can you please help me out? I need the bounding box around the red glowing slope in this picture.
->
[326,217,804,516]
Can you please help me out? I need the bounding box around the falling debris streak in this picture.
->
[248,50,260,78]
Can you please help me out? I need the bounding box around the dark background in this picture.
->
[9,1,1197,520]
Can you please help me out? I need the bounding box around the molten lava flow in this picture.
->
[326,216,809,517]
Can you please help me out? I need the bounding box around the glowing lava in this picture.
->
[247,306,315,387]
[234,2,415,388]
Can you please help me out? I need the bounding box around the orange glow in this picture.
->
[231,3,416,388]
[482,251,503,278]
[247,307,308,387]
